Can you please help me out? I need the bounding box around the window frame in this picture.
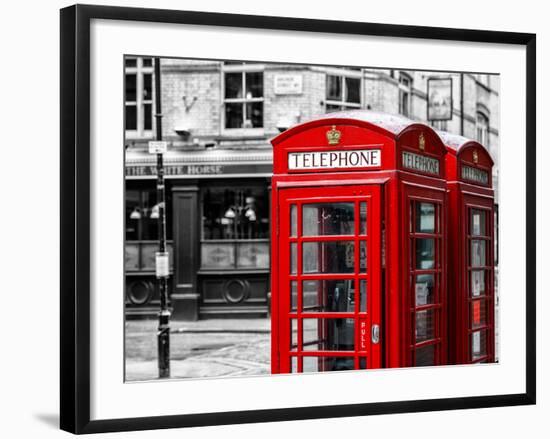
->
[221,62,265,135]
[124,56,155,139]
[476,111,490,147]
[398,72,412,117]
[324,68,363,112]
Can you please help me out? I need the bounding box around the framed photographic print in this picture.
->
[60,4,536,434]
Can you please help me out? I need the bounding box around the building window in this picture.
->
[223,63,264,129]
[431,120,448,131]
[325,73,361,112]
[125,184,173,273]
[476,112,489,147]
[398,72,412,117]
[201,184,270,270]
[125,57,154,137]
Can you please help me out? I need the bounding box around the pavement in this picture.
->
[125,318,271,381]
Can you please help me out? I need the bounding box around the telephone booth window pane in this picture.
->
[415,238,435,269]
[302,280,355,312]
[359,357,367,369]
[415,344,436,366]
[303,356,354,372]
[415,310,435,342]
[360,280,367,312]
[471,240,486,267]
[290,319,298,350]
[291,357,298,373]
[302,203,354,236]
[291,281,298,312]
[359,202,367,235]
[415,203,436,233]
[471,270,486,297]
[471,299,487,328]
[303,241,354,273]
[290,205,297,237]
[471,209,486,236]
[290,243,297,274]
[415,274,435,306]
[471,330,487,360]
[303,318,355,351]
[360,241,367,273]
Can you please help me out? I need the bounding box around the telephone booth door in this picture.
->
[275,184,382,373]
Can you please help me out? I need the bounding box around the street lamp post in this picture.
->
[151,56,170,379]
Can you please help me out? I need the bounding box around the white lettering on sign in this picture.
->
[462,165,489,185]
[402,151,440,175]
[288,149,381,170]
[155,252,170,278]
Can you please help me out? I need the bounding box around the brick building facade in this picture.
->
[124,57,499,320]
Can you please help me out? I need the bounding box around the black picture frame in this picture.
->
[60,4,536,434]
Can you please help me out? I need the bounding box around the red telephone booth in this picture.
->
[270,111,449,373]
[442,133,496,365]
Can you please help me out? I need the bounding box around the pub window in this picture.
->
[398,72,412,117]
[201,183,270,270]
[223,63,264,129]
[125,56,155,137]
[325,73,362,112]
[125,185,173,273]
[476,111,489,147]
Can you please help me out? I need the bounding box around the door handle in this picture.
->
[371,324,380,344]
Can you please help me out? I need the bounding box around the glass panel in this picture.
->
[291,357,298,373]
[360,280,367,313]
[303,241,354,274]
[125,57,137,67]
[471,299,487,329]
[471,330,487,360]
[245,72,263,97]
[290,243,297,274]
[291,281,298,312]
[201,243,235,268]
[415,203,435,233]
[359,357,367,369]
[345,77,361,103]
[236,242,269,268]
[243,102,264,128]
[225,102,243,128]
[303,318,355,351]
[303,356,355,373]
[202,187,270,239]
[415,274,435,306]
[143,103,152,130]
[415,238,435,269]
[142,57,153,67]
[124,244,140,271]
[325,104,342,113]
[302,203,354,236]
[471,240,486,267]
[326,75,342,100]
[359,202,367,235]
[415,309,435,342]
[360,241,367,273]
[125,105,137,130]
[245,102,263,128]
[125,190,140,240]
[415,344,436,366]
[290,319,298,350]
[471,209,487,236]
[143,73,153,100]
[301,280,355,312]
[290,205,297,237]
[224,72,243,98]
[471,270,486,297]
[125,73,137,101]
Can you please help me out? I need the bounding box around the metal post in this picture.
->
[460,73,464,136]
[154,57,170,378]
